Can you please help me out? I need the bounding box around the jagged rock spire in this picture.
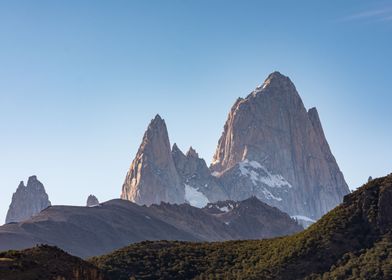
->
[6,176,51,224]
[186,147,199,158]
[121,115,185,205]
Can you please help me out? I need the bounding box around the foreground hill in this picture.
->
[0,197,301,258]
[90,174,392,280]
[1,174,391,280]
[0,245,107,280]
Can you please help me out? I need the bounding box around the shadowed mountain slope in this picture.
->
[0,197,301,258]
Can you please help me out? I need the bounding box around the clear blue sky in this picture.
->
[1,0,391,224]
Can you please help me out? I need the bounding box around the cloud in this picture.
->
[339,5,392,23]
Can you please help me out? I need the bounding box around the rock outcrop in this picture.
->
[5,176,51,224]
[86,195,99,207]
[211,72,349,219]
[121,115,185,206]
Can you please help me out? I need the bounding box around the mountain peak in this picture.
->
[153,113,163,121]
[148,114,166,130]
[27,175,38,183]
[172,143,180,153]
[211,71,349,219]
[254,71,295,94]
[17,181,25,190]
[86,195,99,207]
[186,147,199,158]
[266,71,287,80]
[121,115,184,205]
[6,176,51,224]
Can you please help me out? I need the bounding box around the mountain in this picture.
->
[121,114,185,205]
[0,245,107,280]
[120,72,349,223]
[121,115,227,207]
[0,197,301,258]
[5,176,51,224]
[90,174,392,280]
[86,194,99,207]
[211,71,349,220]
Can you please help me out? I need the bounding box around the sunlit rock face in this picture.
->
[211,72,349,220]
[120,115,224,208]
[121,115,185,206]
[6,176,51,224]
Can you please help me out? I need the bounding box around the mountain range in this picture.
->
[121,71,349,223]
[0,196,301,258]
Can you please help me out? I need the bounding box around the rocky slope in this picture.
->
[211,71,349,220]
[5,176,51,224]
[91,174,392,280]
[0,197,301,258]
[204,196,302,239]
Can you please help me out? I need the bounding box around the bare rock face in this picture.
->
[121,115,185,205]
[5,176,51,224]
[211,72,349,220]
[86,195,99,207]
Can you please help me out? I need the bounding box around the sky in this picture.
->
[0,0,391,224]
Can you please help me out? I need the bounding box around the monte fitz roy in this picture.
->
[121,71,349,224]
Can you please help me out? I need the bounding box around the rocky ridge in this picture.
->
[0,197,301,258]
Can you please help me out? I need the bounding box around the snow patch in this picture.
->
[291,215,316,223]
[211,171,220,177]
[239,159,292,189]
[184,184,209,208]
[88,204,100,208]
[219,206,229,212]
[261,188,282,201]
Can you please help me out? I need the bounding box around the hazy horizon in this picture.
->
[1,0,391,223]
